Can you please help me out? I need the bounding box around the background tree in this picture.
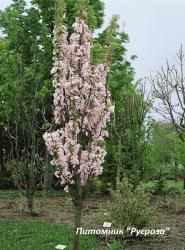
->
[0,0,105,192]
[0,0,53,197]
[151,46,185,140]
[109,83,152,189]
[92,15,152,190]
[149,122,177,192]
[151,46,185,188]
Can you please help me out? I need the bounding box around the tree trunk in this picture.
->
[183,177,185,190]
[44,151,51,197]
[27,194,34,215]
[27,126,36,216]
[116,139,122,191]
[27,164,35,215]
[73,204,82,250]
[116,164,121,191]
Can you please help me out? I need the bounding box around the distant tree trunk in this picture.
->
[116,139,122,191]
[43,151,51,197]
[116,165,121,191]
[26,166,35,215]
[27,193,34,215]
[183,176,185,190]
[27,131,36,215]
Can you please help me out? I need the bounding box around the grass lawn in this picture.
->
[0,220,98,250]
[0,190,104,199]
[144,180,184,190]
[0,190,65,199]
[166,180,184,189]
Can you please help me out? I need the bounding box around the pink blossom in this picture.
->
[43,18,114,190]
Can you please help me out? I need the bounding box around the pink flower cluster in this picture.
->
[43,18,114,189]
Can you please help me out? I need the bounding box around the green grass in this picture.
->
[0,220,98,250]
[0,189,107,199]
[144,180,184,190]
[166,180,184,189]
[0,190,65,199]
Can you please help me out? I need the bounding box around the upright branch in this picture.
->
[43,18,114,250]
[150,46,185,141]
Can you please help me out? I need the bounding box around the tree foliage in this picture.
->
[0,0,153,195]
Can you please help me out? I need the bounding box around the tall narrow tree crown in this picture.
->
[43,18,114,190]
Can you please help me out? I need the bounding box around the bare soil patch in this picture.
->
[0,195,184,250]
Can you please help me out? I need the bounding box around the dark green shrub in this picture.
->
[90,178,112,194]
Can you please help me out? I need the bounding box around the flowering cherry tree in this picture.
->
[43,17,114,250]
